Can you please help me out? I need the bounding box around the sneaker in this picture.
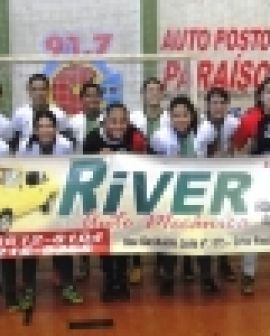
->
[129,266,142,285]
[101,286,114,303]
[219,265,237,282]
[5,298,19,312]
[101,275,115,303]
[115,283,130,301]
[241,275,254,295]
[154,265,162,280]
[62,285,83,305]
[201,278,219,294]
[77,257,90,281]
[183,269,195,283]
[7,303,19,313]
[19,288,35,311]
[160,278,174,296]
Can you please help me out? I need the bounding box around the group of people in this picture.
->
[0,71,269,311]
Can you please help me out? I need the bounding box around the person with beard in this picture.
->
[194,87,238,293]
[83,102,148,301]
[150,95,197,295]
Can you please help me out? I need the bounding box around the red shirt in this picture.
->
[131,130,148,153]
[233,107,263,150]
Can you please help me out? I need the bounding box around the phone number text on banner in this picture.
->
[1,155,270,256]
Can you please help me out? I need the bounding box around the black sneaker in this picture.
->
[101,279,115,303]
[183,269,195,283]
[160,277,174,296]
[241,275,254,295]
[116,283,130,301]
[77,256,90,281]
[219,265,237,282]
[5,295,19,312]
[201,278,219,294]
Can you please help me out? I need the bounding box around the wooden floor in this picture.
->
[0,256,270,336]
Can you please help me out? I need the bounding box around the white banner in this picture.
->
[1,155,270,255]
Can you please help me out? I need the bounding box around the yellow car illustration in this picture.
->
[0,167,59,231]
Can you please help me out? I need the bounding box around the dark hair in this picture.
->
[29,74,50,89]
[33,110,57,129]
[104,102,129,118]
[142,77,163,92]
[206,87,230,105]
[169,95,197,133]
[254,76,270,110]
[80,81,103,99]
[205,87,230,120]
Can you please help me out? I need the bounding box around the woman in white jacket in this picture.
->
[150,95,198,295]
[2,110,82,312]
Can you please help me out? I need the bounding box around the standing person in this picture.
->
[2,110,82,312]
[195,87,238,293]
[11,74,68,151]
[0,83,12,143]
[129,77,170,284]
[69,81,104,151]
[0,138,9,155]
[0,113,11,143]
[68,82,104,280]
[83,103,148,301]
[150,95,197,295]
[231,78,270,294]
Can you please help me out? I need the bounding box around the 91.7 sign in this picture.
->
[44,33,113,54]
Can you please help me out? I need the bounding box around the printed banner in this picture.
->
[1,155,270,256]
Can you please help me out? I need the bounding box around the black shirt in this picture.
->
[252,115,270,154]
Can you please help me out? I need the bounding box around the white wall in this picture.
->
[10,0,141,112]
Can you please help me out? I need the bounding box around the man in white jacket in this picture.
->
[0,114,12,142]
[19,109,73,156]
[0,83,12,141]
[129,77,170,284]
[130,77,170,138]
[0,139,9,155]
[11,74,68,150]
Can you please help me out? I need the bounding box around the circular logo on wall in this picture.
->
[44,61,123,114]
